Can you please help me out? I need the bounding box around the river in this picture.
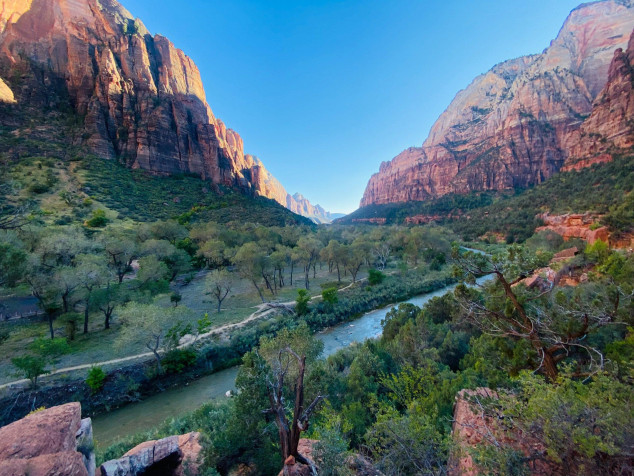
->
[92,271,494,447]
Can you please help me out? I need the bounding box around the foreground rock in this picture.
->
[0,402,95,476]
[100,432,202,476]
[448,389,557,476]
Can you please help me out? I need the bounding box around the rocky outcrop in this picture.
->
[361,1,634,208]
[564,28,634,170]
[448,389,558,476]
[0,75,14,102]
[0,402,95,476]
[100,432,202,476]
[0,0,327,220]
[536,213,610,244]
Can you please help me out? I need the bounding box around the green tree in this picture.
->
[12,355,48,388]
[0,241,27,287]
[321,287,338,309]
[117,303,192,374]
[296,288,311,316]
[206,269,233,313]
[86,366,107,394]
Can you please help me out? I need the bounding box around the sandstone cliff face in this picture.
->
[361,0,634,207]
[0,0,326,218]
[564,28,634,170]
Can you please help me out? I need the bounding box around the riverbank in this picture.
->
[0,266,458,428]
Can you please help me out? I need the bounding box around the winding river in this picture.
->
[92,272,494,447]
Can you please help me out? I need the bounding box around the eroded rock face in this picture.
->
[0,402,95,476]
[100,431,202,476]
[536,213,610,244]
[0,0,328,219]
[564,29,634,170]
[361,1,634,207]
[448,389,558,476]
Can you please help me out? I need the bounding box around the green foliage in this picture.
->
[86,366,106,394]
[295,288,311,316]
[162,349,197,374]
[31,337,70,361]
[367,268,385,285]
[480,372,634,473]
[12,355,48,388]
[0,242,27,287]
[85,209,108,228]
[321,287,338,306]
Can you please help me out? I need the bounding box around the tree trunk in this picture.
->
[252,280,266,303]
[104,308,112,330]
[48,314,54,339]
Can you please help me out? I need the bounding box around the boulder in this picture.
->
[0,403,82,460]
[2,451,89,476]
[0,403,95,476]
[100,432,202,476]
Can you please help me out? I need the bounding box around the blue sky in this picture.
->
[122,0,582,214]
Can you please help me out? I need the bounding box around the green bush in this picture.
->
[86,366,107,394]
[367,268,386,285]
[162,349,197,374]
[86,209,108,227]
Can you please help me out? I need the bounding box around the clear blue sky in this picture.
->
[122,0,582,214]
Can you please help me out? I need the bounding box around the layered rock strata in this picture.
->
[564,28,634,170]
[361,1,634,207]
[536,213,610,244]
[0,0,329,219]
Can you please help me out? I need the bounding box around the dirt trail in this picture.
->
[0,280,369,390]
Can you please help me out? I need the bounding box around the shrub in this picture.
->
[368,269,386,285]
[86,366,107,394]
[12,355,48,388]
[86,209,108,227]
[295,289,310,316]
[162,349,197,374]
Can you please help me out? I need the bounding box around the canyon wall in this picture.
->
[361,0,634,207]
[0,0,329,219]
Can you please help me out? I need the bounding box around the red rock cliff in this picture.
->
[0,0,326,218]
[564,28,634,170]
[360,0,634,207]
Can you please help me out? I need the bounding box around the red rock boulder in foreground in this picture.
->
[100,431,203,476]
[0,402,94,476]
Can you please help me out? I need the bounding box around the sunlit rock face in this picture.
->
[361,1,634,207]
[564,28,634,170]
[0,0,327,217]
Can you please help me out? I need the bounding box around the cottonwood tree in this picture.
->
[206,269,233,313]
[452,245,628,381]
[297,236,322,289]
[233,242,268,302]
[92,282,128,329]
[101,229,138,283]
[372,242,391,271]
[117,303,192,374]
[343,244,365,283]
[75,254,110,334]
